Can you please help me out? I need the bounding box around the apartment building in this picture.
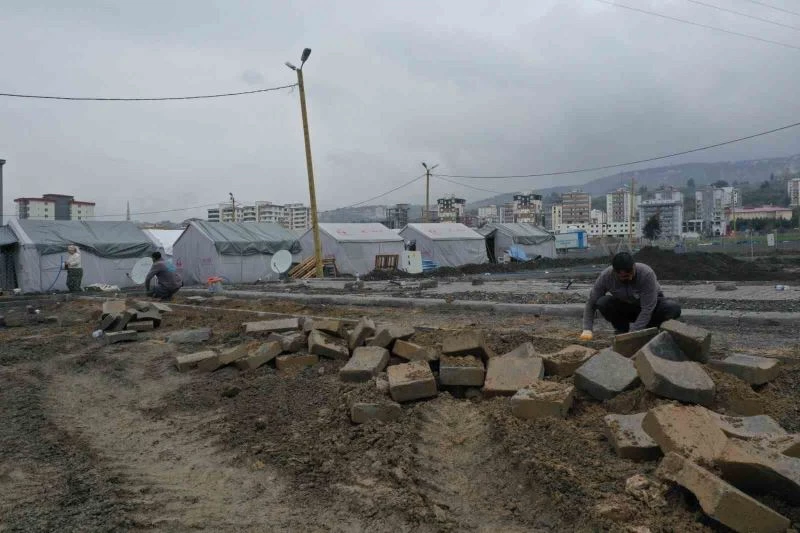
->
[511,192,544,225]
[605,187,641,224]
[694,186,739,236]
[550,204,563,231]
[639,199,684,239]
[15,194,96,221]
[207,200,311,231]
[789,178,800,208]
[560,190,591,224]
[477,205,500,225]
[436,195,466,223]
[385,203,410,229]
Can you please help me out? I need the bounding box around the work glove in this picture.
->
[579,330,593,341]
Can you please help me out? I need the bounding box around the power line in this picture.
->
[595,0,800,51]
[434,175,509,196]
[0,83,298,102]
[687,0,800,31]
[741,0,800,17]
[435,119,800,179]
[88,202,221,219]
[342,174,427,209]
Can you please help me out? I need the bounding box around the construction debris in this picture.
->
[708,354,781,386]
[711,413,787,440]
[573,348,639,400]
[167,328,212,344]
[391,340,438,362]
[540,345,596,377]
[642,404,729,463]
[276,353,319,371]
[612,328,659,358]
[174,350,217,372]
[348,317,376,351]
[243,318,300,334]
[438,355,485,387]
[511,381,574,420]
[339,347,390,382]
[483,345,544,397]
[235,341,282,371]
[369,325,415,349]
[604,413,661,461]
[308,330,349,360]
[441,330,494,360]
[387,361,437,403]
[103,330,137,345]
[659,320,712,363]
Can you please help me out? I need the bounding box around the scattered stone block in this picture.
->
[708,354,781,386]
[185,296,207,302]
[392,340,438,362]
[308,330,349,359]
[717,439,800,504]
[103,299,126,315]
[133,307,162,328]
[657,452,790,533]
[574,348,639,400]
[350,402,402,424]
[111,309,137,332]
[150,302,172,313]
[419,279,438,289]
[439,355,485,387]
[387,361,438,403]
[504,342,537,358]
[540,345,596,377]
[660,320,712,363]
[369,326,415,349]
[127,321,154,332]
[511,381,574,419]
[604,413,661,461]
[235,341,282,371]
[642,404,728,463]
[634,332,715,405]
[715,282,738,292]
[167,328,212,344]
[243,318,299,334]
[441,330,494,360]
[483,352,544,397]
[340,347,390,382]
[99,313,120,331]
[612,328,659,358]
[175,350,217,372]
[348,317,376,351]
[280,332,306,353]
[276,353,319,371]
[103,330,137,345]
[198,343,254,372]
[711,413,787,440]
[312,319,345,338]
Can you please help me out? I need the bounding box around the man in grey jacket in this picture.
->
[145,252,183,300]
[580,252,681,340]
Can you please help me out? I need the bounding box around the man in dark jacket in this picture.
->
[144,252,183,300]
[580,252,681,340]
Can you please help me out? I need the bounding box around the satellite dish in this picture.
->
[270,250,292,274]
[131,257,153,284]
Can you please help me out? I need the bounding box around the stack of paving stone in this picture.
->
[97,299,172,345]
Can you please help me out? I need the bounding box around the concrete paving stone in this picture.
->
[308,330,350,360]
[276,353,319,371]
[708,354,781,386]
[392,340,438,362]
[612,328,659,358]
[280,332,307,353]
[348,317,376,351]
[235,341,283,371]
[312,319,346,338]
[99,313,120,331]
[103,330,137,345]
[540,345,597,377]
[483,352,544,397]
[503,342,537,358]
[511,381,574,420]
[301,317,314,334]
[656,452,790,533]
[185,296,207,302]
[167,328,212,344]
[710,413,787,440]
[198,342,255,372]
[634,332,715,405]
[132,301,153,312]
[387,361,438,403]
[126,321,154,332]
[604,413,661,461]
[340,347,390,382]
[132,308,162,328]
[243,318,300,334]
[715,282,738,292]
[150,302,173,313]
[717,439,800,504]
[102,299,127,315]
[174,350,217,372]
[660,320,712,363]
[439,355,486,387]
[642,404,729,463]
[574,348,639,400]
[441,330,494,360]
[350,402,403,424]
[368,326,416,349]
[111,310,137,332]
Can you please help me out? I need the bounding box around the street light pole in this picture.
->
[288,48,323,278]
[421,162,438,223]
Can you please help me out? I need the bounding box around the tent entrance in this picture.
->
[0,244,18,290]
[485,235,497,263]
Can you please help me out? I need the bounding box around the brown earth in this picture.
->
[0,295,798,531]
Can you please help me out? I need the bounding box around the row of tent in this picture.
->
[0,219,556,293]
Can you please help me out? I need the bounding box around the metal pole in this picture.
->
[425,168,430,223]
[628,176,635,248]
[296,68,324,278]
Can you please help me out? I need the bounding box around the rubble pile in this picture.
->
[95,299,173,344]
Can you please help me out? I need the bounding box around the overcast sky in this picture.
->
[2,0,800,222]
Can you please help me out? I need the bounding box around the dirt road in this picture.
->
[1,297,798,532]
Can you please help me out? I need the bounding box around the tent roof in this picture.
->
[478,223,553,237]
[12,220,155,258]
[188,221,301,256]
[317,223,403,243]
[143,229,184,255]
[0,226,17,247]
[402,223,485,241]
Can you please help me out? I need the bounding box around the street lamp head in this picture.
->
[421,162,428,169]
[285,61,297,71]
[301,48,312,63]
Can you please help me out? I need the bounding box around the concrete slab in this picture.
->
[612,328,659,358]
[717,439,800,504]
[175,350,217,372]
[132,308,162,328]
[657,452,790,533]
[540,345,596,377]
[574,348,639,400]
[103,299,126,315]
[111,310,137,332]
[340,346,390,382]
[312,319,346,338]
[368,325,415,349]
[711,413,787,440]
[198,342,255,372]
[308,330,350,360]
[604,413,661,461]
[483,352,544,397]
[439,355,485,387]
[708,354,781,386]
[511,381,574,420]
[642,404,729,463]
[391,340,438,362]
[235,341,282,371]
[276,353,319,371]
[279,332,306,353]
[243,318,299,334]
[99,313,120,331]
[150,302,173,313]
[348,317,376,351]
[167,328,211,344]
[126,321,154,332]
[350,402,403,424]
[660,320,712,363]
[103,330,137,345]
[441,330,494,360]
[387,361,438,403]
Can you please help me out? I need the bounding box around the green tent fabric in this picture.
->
[191,221,302,256]
[0,226,17,247]
[15,220,155,258]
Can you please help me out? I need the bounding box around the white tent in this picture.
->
[299,223,404,275]
[477,223,557,262]
[143,229,185,258]
[399,223,488,267]
[172,221,301,285]
[7,219,157,293]
[0,226,19,290]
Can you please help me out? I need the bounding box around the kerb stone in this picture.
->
[511,382,574,420]
[102,299,127,315]
[350,402,402,424]
[103,330,137,345]
[540,345,596,377]
[660,320,712,363]
[198,342,255,372]
[656,452,790,533]
[717,439,800,504]
[612,328,659,358]
[167,328,212,344]
[340,347,390,382]
[308,330,349,359]
[235,341,282,371]
[708,354,781,386]
[368,326,415,349]
[175,350,217,372]
[710,413,787,440]
[127,321,155,332]
[483,352,544,397]
[392,340,438,362]
[439,355,485,387]
[243,318,299,334]
[603,413,661,461]
[642,404,728,463]
[132,308,162,328]
[441,330,494,360]
[276,354,319,371]
[348,317,376,351]
[100,313,120,331]
[387,361,437,403]
[574,348,639,400]
[312,319,346,338]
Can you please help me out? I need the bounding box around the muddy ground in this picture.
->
[0,295,798,532]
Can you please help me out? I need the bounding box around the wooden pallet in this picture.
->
[374,254,399,271]
[289,257,338,279]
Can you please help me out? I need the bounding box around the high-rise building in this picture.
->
[477,205,499,225]
[560,190,591,225]
[550,204,563,230]
[500,202,515,224]
[385,203,410,229]
[436,195,466,223]
[788,178,800,207]
[207,200,311,231]
[694,186,739,236]
[512,191,544,224]
[605,187,641,224]
[639,199,684,239]
[590,209,607,225]
[15,194,96,221]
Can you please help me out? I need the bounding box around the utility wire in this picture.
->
[595,0,800,51]
[0,83,297,102]
[434,175,509,196]
[741,0,800,17]
[435,119,800,179]
[87,202,221,219]
[687,0,800,31]
[342,174,427,209]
